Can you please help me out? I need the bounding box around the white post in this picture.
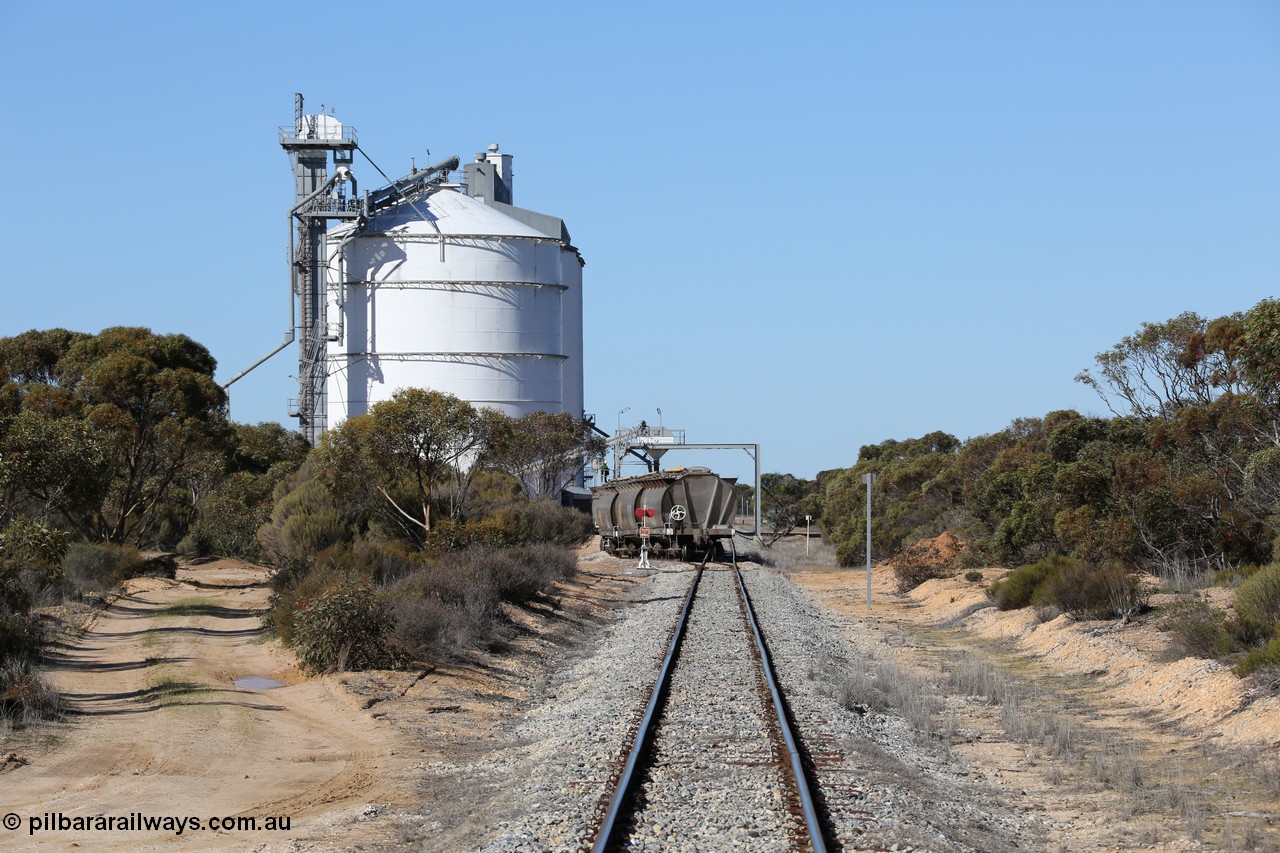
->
[862,473,875,609]
[805,514,811,556]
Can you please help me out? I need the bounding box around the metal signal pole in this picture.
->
[863,472,875,608]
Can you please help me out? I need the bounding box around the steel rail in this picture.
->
[731,544,829,853]
[590,554,707,853]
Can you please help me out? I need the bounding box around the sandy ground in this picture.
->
[0,558,413,851]
[790,554,1280,852]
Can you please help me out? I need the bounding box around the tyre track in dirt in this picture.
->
[2,559,411,850]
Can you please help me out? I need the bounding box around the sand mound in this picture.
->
[885,531,970,572]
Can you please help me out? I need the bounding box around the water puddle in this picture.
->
[233,676,286,690]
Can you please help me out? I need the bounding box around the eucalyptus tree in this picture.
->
[486,410,604,500]
[315,388,490,539]
[0,326,229,545]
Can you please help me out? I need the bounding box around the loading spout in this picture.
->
[223,169,352,391]
[222,329,295,389]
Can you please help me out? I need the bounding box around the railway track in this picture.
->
[590,547,830,852]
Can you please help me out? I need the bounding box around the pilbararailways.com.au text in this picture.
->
[4,812,292,835]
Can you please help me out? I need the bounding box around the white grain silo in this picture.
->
[323,147,584,426]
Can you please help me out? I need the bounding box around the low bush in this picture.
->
[1046,560,1148,622]
[316,540,426,586]
[0,518,67,729]
[1163,597,1275,671]
[256,479,351,572]
[0,659,62,726]
[0,611,47,665]
[382,543,579,663]
[385,595,486,662]
[267,531,581,669]
[421,517,510,556]
[267,549,372,646]
[989,555,1076,610]
[1224,613,1272,651]
[61,543,164,592]
[890,536,965,592]
[491,543,578,604]
[1234,563,1280,628]
[381,551,504,662]
[506,543,578,585]
[292,581,394,673]
[892,551,950,593]
[1236,636,1280,679]
[487,499,594,548]
[184,471,278,560]
[1163,600,1232,660]
[964,570,984,583]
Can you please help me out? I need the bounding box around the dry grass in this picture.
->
[836,654,946,745]
[0,660,63,729]
[146,674,211,707]
[757,536,838,574]
[831,642,1280,848]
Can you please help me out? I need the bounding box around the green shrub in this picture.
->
[185,471,277,559]
[1224,613,1271,651]
[1,517,69,606]
[989,555,1076,610]
[338,539,426,585]
[0,517,68,722]
[1236,636,1280,678]
[1234,563,1280,629]
[465,470,524,518]
[292,581,394,673]
[965,570,984,583]
[1215,563,1261,587]
[267,550,371,646]
[267,535,579,669]
[487,499,594,547]
[0,611,47,664]
[256,479,351,571]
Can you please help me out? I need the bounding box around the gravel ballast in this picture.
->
[467,547,1043,852]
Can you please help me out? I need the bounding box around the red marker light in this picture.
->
[646,508,656,518]
[635,508,645,519]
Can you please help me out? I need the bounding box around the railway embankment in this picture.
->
[461,548,1040,852]
[332,539,1280,851]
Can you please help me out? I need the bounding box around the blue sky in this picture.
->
[2,1,1277,484]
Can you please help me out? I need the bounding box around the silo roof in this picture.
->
[359,188,551,239]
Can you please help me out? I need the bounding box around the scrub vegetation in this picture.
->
[757,298,1280,688]
[259,389,596,673]
[0,327,600,719]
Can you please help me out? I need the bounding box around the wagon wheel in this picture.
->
[668,504,687,522]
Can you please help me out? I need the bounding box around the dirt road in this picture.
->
[2,559,410,850]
